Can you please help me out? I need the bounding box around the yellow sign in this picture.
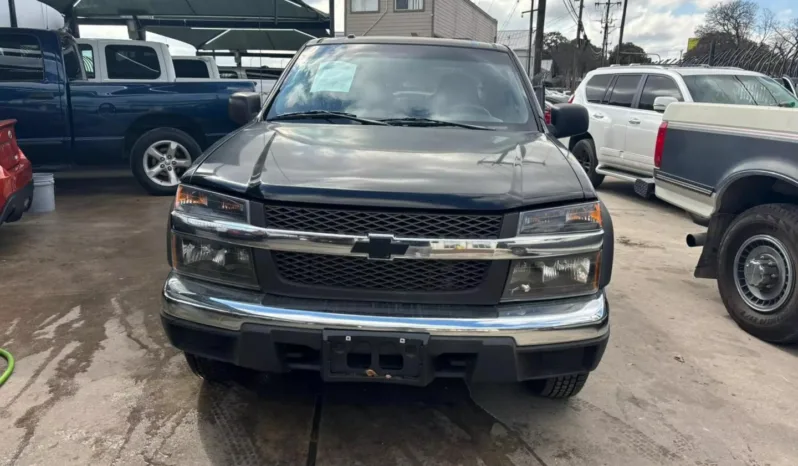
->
[687,38,700,52]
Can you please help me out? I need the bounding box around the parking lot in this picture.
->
[1,176,797,466]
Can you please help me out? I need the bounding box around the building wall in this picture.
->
[432,0,497,42]
[344,0,433,37]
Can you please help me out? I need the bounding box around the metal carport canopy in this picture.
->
[147,26,326,52]
[40,0,331,30]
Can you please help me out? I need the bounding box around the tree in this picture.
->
[757,8,778,45]
[543,31,569,54]
[610,42,652,65]
[695,0,758,46]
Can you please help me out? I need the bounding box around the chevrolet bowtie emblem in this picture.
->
[350,234,409,260]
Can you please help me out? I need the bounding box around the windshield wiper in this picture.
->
[268,110,389,125]
[379,117,494,130]
[777,101,796,108]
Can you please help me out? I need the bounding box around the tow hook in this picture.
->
[686,232,707,248]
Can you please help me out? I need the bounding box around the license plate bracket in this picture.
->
[322,330,429,385]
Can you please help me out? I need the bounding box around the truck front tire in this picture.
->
[717,203,798,344]
[527,373,589,398]
[571,139,604,188]
[184,353,239,383]
[130,127,202,196]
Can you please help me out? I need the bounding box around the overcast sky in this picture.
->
[3,0,796,60]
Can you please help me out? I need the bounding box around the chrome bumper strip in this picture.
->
[162,273,608,346]
[171,211,604,260]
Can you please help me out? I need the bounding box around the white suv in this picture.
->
[566,66,797,193]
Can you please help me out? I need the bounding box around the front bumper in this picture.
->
[162,273,609,384]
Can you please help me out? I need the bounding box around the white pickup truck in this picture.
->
[76,39,274,96]
[172,56,277,96]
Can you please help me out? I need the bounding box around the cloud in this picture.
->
[694,0,731,9]
[487,0,713,60]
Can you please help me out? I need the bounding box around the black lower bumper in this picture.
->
[162,313,609,386]
[0,180,33,226]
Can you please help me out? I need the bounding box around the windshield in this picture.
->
[265,43,536,130]
[684,74,798,108]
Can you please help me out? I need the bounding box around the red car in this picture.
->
[0,120,33,227]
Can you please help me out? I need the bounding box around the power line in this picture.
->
[546,12,575,29]
[560,0,578,23]
[595,0,621,66]
[500,0,523,32]
[562,0,579,23]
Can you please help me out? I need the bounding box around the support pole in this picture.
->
[66,8,80,37]
[532,0,546,80]
[8,0,18,27]
[572,0,585,88]
[127,19,146,41]
[526,4,534,76]
[329,0,335,36]
[615,0,628,64]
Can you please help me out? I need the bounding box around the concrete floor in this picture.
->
[1,178,797,466]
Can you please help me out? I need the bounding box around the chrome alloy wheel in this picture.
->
[143,140,192,187]
[734,234,793,313]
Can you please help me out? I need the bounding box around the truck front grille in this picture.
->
[272,252,489,293]
[263,205,503,239]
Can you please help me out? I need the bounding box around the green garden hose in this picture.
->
[0,349,14,386]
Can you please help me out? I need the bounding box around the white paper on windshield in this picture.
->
[310,61,357,93]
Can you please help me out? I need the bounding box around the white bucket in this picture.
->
[30,173,56,213]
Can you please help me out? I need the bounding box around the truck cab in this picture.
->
[160,36,612,397]
[172,56,220,79]
[76,38,177,82]
[0,28,256,194]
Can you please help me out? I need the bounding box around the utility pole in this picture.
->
[533,0,546,79]
[572,0,585,88]
[527,4,535,76]
[596,0,620,66]
[615,0,628,64]
[521,7,535,77]
[8,0,18,27]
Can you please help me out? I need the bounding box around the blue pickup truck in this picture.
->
[0,28,256,194]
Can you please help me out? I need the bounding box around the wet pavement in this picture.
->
[1,177,797,466]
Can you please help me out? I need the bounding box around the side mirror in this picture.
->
[229,92,262,126]
[547,103,588,139]
[653,96,678,113]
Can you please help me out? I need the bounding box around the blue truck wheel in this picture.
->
[130,127,202,195]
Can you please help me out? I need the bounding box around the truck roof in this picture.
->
[308,36,508,52]
[591,64,767,77]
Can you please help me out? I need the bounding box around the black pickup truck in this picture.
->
[655,102,798,343]
[161,37,614,397]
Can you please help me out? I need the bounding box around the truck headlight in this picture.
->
[502,252,600,301]
[171,185,256,288]
[175,185,249,222]
[518,202,602,235]
[171,234,258,288]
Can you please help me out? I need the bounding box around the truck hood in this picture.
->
[190,122,589,210]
